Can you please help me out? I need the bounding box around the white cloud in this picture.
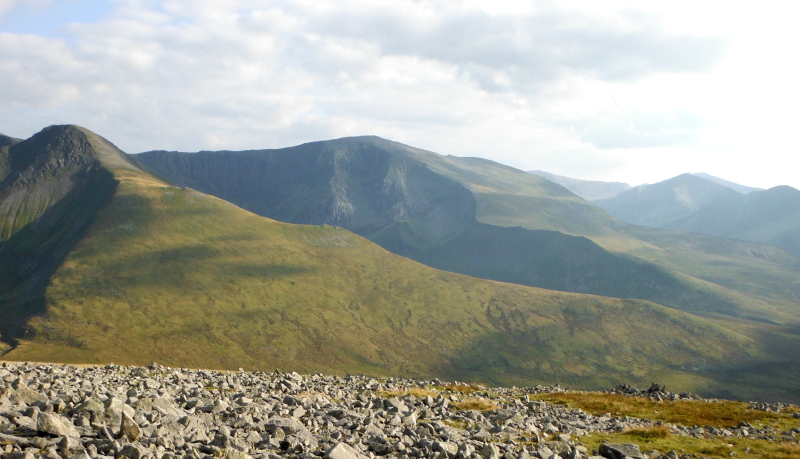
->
[0,0,18,19]
[0,0,798,190]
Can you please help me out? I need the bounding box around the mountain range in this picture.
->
[527,170,632,201]
[1,125,799,402]
[595,173,800,259]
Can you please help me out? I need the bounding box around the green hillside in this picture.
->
[132,139,800,325]
[2,125,798,402]
[132,142,707,312]
[0,125,132,339]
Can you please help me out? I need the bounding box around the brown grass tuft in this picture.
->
[376,388,440,399]
[624,426,671,439]
[451,397,499,411]
[440,383,486,394]
[531,392,790,428]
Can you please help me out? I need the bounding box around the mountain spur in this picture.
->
[0,362,796,459]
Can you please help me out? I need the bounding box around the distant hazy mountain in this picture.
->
[691,172,762,194]
[528,170,631,201]
[594,173,742,228]
[595,173,800,258]
[670,185,800,258]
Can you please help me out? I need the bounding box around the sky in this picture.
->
[1,0,799,190]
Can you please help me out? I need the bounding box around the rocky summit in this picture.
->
[1,363,797,459]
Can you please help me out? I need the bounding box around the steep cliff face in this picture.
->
[133,137,477,251]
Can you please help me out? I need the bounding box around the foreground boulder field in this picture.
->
[0,363,797,459]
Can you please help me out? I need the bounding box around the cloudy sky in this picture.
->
[1,0,798,189]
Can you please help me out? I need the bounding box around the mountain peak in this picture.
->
[19,125,133,171]
[690,172,762,194]
[0,124,132,241]
[594,172,742,228]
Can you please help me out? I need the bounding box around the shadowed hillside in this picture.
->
[0,133,22,149]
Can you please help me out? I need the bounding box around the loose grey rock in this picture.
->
[36,412,79,438]
[598,443,645,459]
[120,413,141,442]
[0,362,792,459]
[118,443,150,459]
[220,450,252,459]
[325,442,367,459]
[480,443,501,459]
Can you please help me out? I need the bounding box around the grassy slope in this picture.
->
[414,152,800,320]
[421,155,800,401]
[130,139,800,396]
[0,128,782,400]
[134,142,787,320]
[0,133,22,148]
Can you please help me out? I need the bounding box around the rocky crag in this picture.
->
[1,363,798,459]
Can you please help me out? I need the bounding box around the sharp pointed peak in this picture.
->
[18,124,136,171]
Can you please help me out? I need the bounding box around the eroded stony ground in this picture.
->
[0,362,795,459]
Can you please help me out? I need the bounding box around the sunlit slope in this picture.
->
[131,141,718,314]
[0,126,776,399]
[417,154,620,238]
[133,138,800,324]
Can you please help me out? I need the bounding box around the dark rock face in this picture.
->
[0,362,792,459]
[131,138,476,241]
[598,443,644,459]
